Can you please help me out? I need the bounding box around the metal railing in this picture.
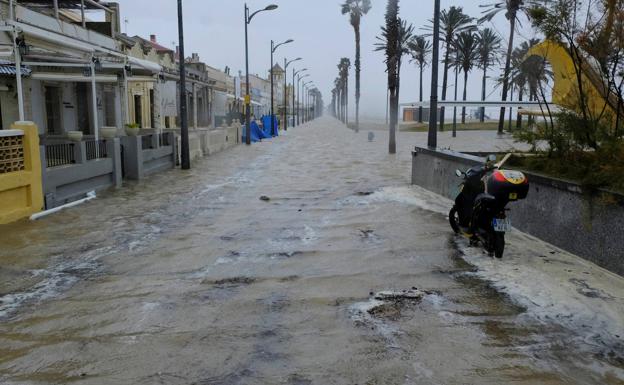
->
[45,143,75,168]
[141,135,154,150]
[86,139,108,161]
[159,132,171,147]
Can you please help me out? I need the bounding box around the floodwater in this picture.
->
[1,118,623,384]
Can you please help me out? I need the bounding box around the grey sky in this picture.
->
[116,1,541,119]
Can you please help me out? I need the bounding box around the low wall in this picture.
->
[0,122,44,224]
[41,139,121,209]
[121,133,175,180]
[412,146,624,276]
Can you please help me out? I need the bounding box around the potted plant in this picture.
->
[67,131,83,142]
[100,126,118,139]
[125,123,140,136]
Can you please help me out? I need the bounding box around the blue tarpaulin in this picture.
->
[242,120,269,143]
[261,115,279,137]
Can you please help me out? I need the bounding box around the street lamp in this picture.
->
[302,80,312,123]
[245,3,278,145]
[283,57,301,131]
[293,68,307,127]
[428,0,441,149]
[298,73,310,125]
[271,39,293,136]
[177,0,190,169]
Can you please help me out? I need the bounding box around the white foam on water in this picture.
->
[365,184,624,376]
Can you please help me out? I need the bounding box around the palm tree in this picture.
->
[379,0,400,154]
[479,0,547,133]
[408,35,432,123]
[476,28,502,122]
[396,19,415,113]
[341,0,372,132]
[337,58,351,124]
[510,38,553,127]
[455,31,479,124]
[438,6,474,131]
[375,17,414,129]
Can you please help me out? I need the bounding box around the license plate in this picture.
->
[493,218,511,232]
[509,193,518,200]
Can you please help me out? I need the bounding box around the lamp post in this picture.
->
[297,73,309,126]
[302,81,312,123]
[245,3,278,145]
[271,39,293,136]
[428,0,441,149]
[283,57,301,130]
[293,68,306,127]
[177,0,190,169]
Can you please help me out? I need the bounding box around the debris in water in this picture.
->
[374,289,425,302]
[259,196,271,201]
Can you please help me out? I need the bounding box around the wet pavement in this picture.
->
[1,117,623,384]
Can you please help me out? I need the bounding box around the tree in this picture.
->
[476,28,502,122]
[479,0,547,133]
[455,31,479,124]
[438,7,474,131]
[341,0,372,132]
[375,17,414,130]
[380,0,400,153]
[337,58,351,124]
[408,35,432,123]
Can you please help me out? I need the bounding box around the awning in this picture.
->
[127,56,162,73]
[0,60,32,76]
[31,72,117,82]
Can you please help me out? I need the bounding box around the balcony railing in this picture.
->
[45,143,75,168]
[86,139,107,161]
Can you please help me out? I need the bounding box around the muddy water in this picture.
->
[1,118,623,384]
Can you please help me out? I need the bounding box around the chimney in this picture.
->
[150,34,157,43]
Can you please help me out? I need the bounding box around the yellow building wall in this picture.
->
[0,122,44,224]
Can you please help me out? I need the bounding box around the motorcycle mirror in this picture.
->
[455,169,463,177]
[487,154,497,162]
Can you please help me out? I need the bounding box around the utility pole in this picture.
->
[428,0,440,149]
[178,0,190,169]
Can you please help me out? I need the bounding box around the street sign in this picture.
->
[245,94,251,105]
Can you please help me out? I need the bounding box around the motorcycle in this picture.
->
[449,154,529,259]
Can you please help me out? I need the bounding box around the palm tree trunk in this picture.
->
[389,87,398,153]
[462,70,468,124]
[453,66,459,137]
[516,87,524,129]
[498,15,516,134]
[354,24,361,132]
[418,62,424,123]
[396,56,402,125]
[440,48,450,131]
[480,66,487,123]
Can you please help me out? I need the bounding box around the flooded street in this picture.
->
[1,117,624,384]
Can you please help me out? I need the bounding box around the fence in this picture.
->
[86,139,108,161]
[141,135,154,150]
[45,143,75,168]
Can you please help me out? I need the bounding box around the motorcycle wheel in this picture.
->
[449,207,460,234]
[493,232,505,259]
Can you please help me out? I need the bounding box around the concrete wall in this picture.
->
[0,122,44,224]
[412,146,624,276]
[42,139,122,209]
[121,133,175,180]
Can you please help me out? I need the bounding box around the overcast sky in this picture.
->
[115,0,542,120]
